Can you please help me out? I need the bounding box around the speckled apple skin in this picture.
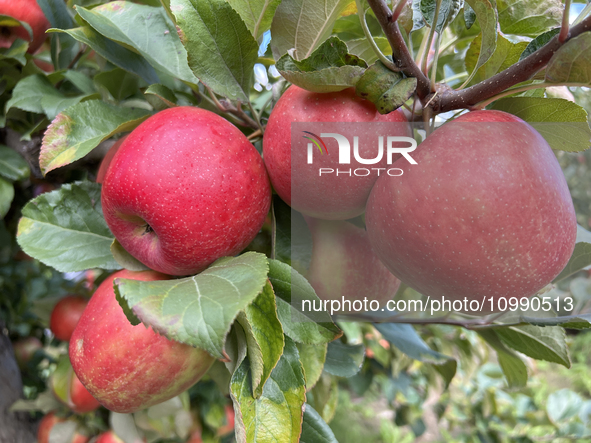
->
[263,85,412,220]
[70,371,101,413]
[50,295,87,341]
[96,136,127,184]
[0,0,50,53]
[366,110,577,313]
[69,270,215,413]
[101,107,271,276]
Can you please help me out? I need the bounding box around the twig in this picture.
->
[559,0,572,43]
[427,14,591,113]
[422,0,441,79]
[391,0,407,22]
[355,0,399,72]
[247,129,262,140]
[367,0,431,99]
[205,86,260,129]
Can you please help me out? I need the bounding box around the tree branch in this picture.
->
[366,0,431,99]
[428,14,591,113]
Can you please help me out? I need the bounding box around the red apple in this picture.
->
[95,431,124,443]
[37,412,89,443]
[13,336,42,368]
[96,136,127,184]
[50,295,88,341]
[0,0,50,53]
[263,85,412,219]
[69,270,215,413]
[101,107,271,276]
[69,371,101,413]
[366,110,577,313]
[306,217,400,313]
[49,355,100,413]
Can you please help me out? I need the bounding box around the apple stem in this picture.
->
[559,0,571,43]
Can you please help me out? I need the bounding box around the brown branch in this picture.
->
[428,14,591,113]
[367,0,431,100]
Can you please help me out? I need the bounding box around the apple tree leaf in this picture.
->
[488,97,591,152]
[479,330,528,388]
[0,15,33,42]
[110,239,150,272]
[226,0,282,38]
[519,28,560,61]
[520,313,591,330]
[50,27,160,85]
[268,259,342,345]
[170,0,258,101]
[40,100,150,175]
[270,0,353,61]
[552,225,591,283]
[0,39,28,65]
[495,324,570,367]
[276,36,367,93]
[546,33,591,84]
[144,84,178,108]
[237,282,285,398]
[16,181,121,272]
[230,336,306,443]
[420,0,463,33]
[0,178,14,219]
[300,404,338,443]
[94,68,139,102]
[271,197,312,275]
[463,0,497,79]
[346,37,392,65]
[308,374,338,423]
[496,0,562,37]
[297,342,327,391]
[0,146,30,181]
[114,252,269,360]
[76,2,198,84]
[323,340,365,378]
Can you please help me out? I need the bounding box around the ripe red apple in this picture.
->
[95,431,124,443]
[96,136,127,184]
[263,85,412,219]
[49,355,100,413]
[50,295,88,341]
[37,412,89,443]
[69,270,215,413]
[366,110,577,313]
[0,0,50,53]
[306,217,400,313]
[13,336,42,368]
[101,107,271,276]
[69,371,101,413]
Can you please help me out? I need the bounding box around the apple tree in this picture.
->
[3,0,591,442]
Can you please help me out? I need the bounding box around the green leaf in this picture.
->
[355,61,417,113]
[0,15,33,41]
[546,33,591,84]
[552,225,591,283]
[519,28,560,61]
[308,373,338,423]
[268,259,342,345]
[465,33,527,86]
[495,325,570,367]
[144,84,178,107]
[0,178,14,219]
[272,197,313,275]
[114,252,269,359]
[226,0,282,38]
[110,239,150,272]
[497,0,562,37]
[464,3,476,29]
[37,0,74,29]
[16,181,121,272]
[276,36,367,93]
[420,0,463,33]
[94,68,139,101]
[412,0,426,32]
[76,2,198,84]
[488,97,591,152]
[231,336,306,443]
[37,0,79,71]
[301,404,338,443]
[297,342,327,391]
[170,0,258,101]
[346,37,392,65]
[51,26,160,84]
[547,389,583,423]
[40,100,151,174]
[463,0,497,78]
[270,0,353,61]
[238,282,285,398]
[323,340,364,377]
[479,330,528,388]
[0,39,28,65]
[0,146,30,181]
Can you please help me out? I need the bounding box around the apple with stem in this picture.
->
[69,269,215,413]
[366,110,577,313]
[50,295,88,342]
[101,107,271,276]
[263,85,412,220]
[0,0,50,53]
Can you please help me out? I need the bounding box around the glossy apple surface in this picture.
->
[50,295,87,342]
[69,270,215,413]
[96,136,127,184]
[70,371,101,413]
[306,218,400,312]
[366,110,577,312]
[0,0,50,53]
[263,85,412,219]
[101,107,271,276]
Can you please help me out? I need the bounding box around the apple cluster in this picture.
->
[263,86,577,314]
